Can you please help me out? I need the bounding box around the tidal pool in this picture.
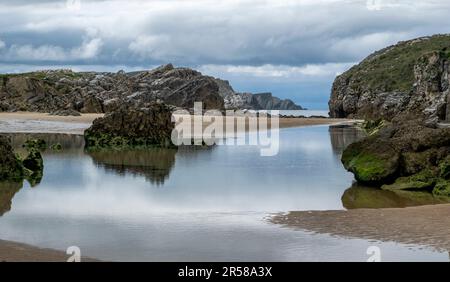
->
[0,126,448,261]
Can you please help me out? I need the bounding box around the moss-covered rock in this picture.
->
[433,180,450,197]
[0,135,24,181]
[342,137,399,184]
[381,169,437,191]
[23,138,47,151]
[439,157,450,180]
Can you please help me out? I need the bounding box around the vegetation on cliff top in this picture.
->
[341,34,450,93]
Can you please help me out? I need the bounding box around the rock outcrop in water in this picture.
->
[342,121,450,197]
[0,135,44,186]
[329,34,450,124]
[0,64,303,113]
[84,102,175,148]
[0,135,24,181]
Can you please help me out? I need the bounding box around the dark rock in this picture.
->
[1,65,303,113]
[342,121,450,197]
[163,76,224,110]
[84,102,175,148]
[80,95,104,113]
[0,135,24,181]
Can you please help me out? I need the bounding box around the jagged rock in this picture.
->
[164,76,224,110]
[0,135,24,181]
[329,34,450,124]
[0,65,303,113]
[84,102,175,148]
[80,95,104,113]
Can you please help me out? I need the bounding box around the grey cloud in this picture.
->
[0,0,449,67]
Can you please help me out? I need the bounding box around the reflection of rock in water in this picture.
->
[342,183,450,209]
[88,148,177,185]
[6,133,85,156]
[329,125,366,155]
[0,181,23,216]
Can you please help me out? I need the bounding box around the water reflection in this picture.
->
[0,127,448,261]
[87,148,178,185]
[0,181,23,216]
[7,133,85,156]
[329,124,366,155]
[342,183,450,209]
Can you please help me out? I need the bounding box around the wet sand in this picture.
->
[0,240,98,262]
[271,204,450,252]
[0,112,103,135]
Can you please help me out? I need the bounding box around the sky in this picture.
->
[0,0,450,109]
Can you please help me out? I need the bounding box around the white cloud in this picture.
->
[3,37,103,62]
[0,39,5,49]
[200,63,355,80]
[1,0,449,67]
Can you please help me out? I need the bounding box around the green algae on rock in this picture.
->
[342,121,450,198]
[342,137,399,184]
[433,180,450,197]
[0,135,24,181]
[381,169,437,191]
[0,135,45,186]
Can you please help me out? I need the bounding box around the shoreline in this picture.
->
[0,240,98,262]
[271,204,450,253]
[0,112,354,135]
[0,111,355,262]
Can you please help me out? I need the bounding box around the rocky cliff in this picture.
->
[329,34,450,124]
[0,64,303,113]
[212,78,303,110]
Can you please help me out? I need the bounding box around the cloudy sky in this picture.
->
[0,0,450,109]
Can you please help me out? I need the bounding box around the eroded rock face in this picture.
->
[84,102,175,148]
[329,35,450,124]
[342,121,450,196]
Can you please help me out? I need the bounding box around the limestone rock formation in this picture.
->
[329,34,450,124]
[84,102,175,148]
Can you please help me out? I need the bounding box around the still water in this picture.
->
[0,126,448,261]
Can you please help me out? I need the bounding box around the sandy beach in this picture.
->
[271,204,450,253]
[0,112,352,135]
